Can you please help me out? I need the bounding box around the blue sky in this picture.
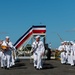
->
[0,0,75,48]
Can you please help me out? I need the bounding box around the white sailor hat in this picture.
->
[6,36,9,39]
[70,41,74,44]
[67,41,69,43]
[35,35,40,39]
[64,41,67,43]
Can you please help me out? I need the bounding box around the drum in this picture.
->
[1,45,8,50]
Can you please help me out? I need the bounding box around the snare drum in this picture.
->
[1,45,8,50]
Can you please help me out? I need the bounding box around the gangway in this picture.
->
[14,25,46,59]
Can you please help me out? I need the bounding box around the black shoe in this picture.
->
[1,67,3,69]
[6,68,9,70]
[36,68,39,70]
[34,66,36,69]
[40,68,43,70]
[10,65,14,68]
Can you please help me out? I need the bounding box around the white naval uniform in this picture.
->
[73,44,75,61]
[58,45,67,64]
[66,44,75,66]
[70,45,75,66]
[1,41,14,68]
[32,41,45,69]
[66,45,71,64]
[10,46,16,67]
[0,51,2,63]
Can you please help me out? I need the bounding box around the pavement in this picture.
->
[0,59,75,75]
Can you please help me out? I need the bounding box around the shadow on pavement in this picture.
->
[10,62,27,69]
[43,63,56,70]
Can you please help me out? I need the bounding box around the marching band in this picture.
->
[0,35,75,70]
[58,41,75,66]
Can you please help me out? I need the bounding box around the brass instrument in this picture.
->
[55,50,61,60]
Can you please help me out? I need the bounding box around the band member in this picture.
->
[58,41,67,64]
[10,46,16,67]
[0,40,3,62]
[69,41,75,66]
[1,36,15,69]
[31,35,45,70]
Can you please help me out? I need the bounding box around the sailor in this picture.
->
[58,41,67,64]
[31,35,45,70]
[69,41,75,66]
[10,46,16,67]
[0,40,3,63]
[1,36,15,69]
[65,41,71,64]
[72,42,75,64]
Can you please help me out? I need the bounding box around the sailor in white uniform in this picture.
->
[10,46,16,67]
[61,41,75,66]
[31,35,45,70]
[58,41,67,64]
[69,41,75,66]
[72,42,75,64]
[0,40,3,63]
[65,41,71,64]
[1,36,15,69]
